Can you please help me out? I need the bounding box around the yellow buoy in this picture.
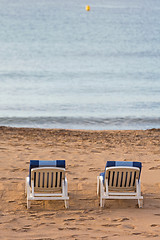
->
[86,5,90,11]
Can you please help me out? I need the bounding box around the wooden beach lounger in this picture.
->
[26,160,69,209]
[97,161,143,208]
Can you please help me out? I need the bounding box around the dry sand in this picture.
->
[0,126,160,239]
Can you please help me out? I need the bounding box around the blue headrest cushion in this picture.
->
[100,161,142,183]
[105,161,142,170]
[29,160,65,185]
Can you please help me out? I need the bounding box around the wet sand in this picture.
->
[0,126,160,239]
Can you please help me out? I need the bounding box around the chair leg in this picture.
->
[99,176,105,207]
[138,199,143,208]
[63,178,69,209]
[100,196,103,207]
[102,199,105,207]
[97,176,101,196]
[27,199,31,209]
[100,197,105,207]
[65,200,69,209]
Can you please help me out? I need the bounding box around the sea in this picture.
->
[0,0,160,130]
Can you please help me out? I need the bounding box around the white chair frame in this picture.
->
[97,166,143,208]
[26,167,69,209]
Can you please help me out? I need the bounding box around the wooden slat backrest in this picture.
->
[31,167,65,192]
[105,167,140,192]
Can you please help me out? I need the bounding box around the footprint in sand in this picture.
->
[12,228,19,232]
[101,236,108,239]
[144,233,159,238]
[154,213,160,216]
[89,167,100,172]
[102,223,121,227]
[132,232,141,235]
[66,227,79,230]
[21,225,31,232]
[8,200,16,203]
[70,235,79,238]
[120,217,130,222]
[150,224,160,227]
[112,217,130,222]
[49,222,55,225]
[149,165,160,170]
[64,218,76,222]
[122,224,135,229]
[80,178,88,180]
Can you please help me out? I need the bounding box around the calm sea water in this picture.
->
[0,0,160,130]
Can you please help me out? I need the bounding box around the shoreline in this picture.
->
[0,126,160,239]
[0,115,160,131]
[0,124,160,131]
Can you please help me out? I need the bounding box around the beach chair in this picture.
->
[97,161,143,208]
[26,160,69,209]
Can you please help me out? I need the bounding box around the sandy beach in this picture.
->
[0,126,160,239]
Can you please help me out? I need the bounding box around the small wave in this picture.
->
[0,116,159,130]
